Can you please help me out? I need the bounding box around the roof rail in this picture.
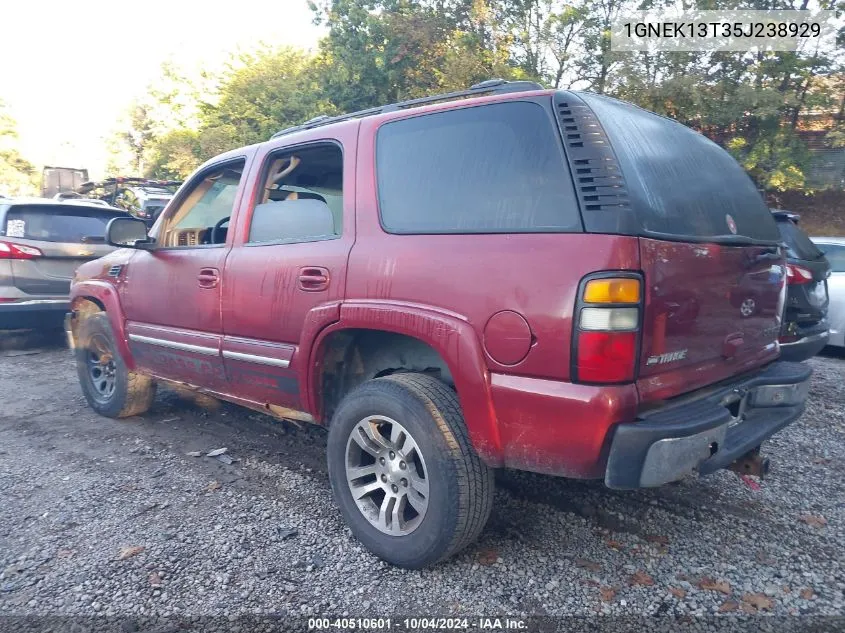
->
[270,79,545,139]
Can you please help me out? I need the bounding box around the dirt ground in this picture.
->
[0,330,843,631]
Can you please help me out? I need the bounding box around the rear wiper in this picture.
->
[642,230,782,247]
[80,235,105,243]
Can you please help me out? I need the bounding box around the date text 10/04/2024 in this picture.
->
[307,618,528,630]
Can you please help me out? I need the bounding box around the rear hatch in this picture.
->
[2,203,119,295]
[774,214,829,324]
[567,93,785,401]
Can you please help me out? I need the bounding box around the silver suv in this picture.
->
[0,199,125,329]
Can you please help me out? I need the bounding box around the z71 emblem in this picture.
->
[646,350,688,366]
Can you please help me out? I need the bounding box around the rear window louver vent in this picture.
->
[556,98,630,213]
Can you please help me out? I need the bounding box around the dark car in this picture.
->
[772,211,830,361]
[76,178,181,227]
[0,199,125,330]
[67,80,810,568]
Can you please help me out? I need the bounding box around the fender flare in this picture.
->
[70,280,134,370]
[306,300,504,466]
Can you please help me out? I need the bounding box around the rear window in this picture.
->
[776,219,825,261]
[577,93,780,243]
[2,204,122,243]
[817,244,845,272]
[377,101,581,234]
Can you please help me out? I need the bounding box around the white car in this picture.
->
[811,237,845,349]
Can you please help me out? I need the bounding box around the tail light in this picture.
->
[0,241,42,260]
[786,263,812,285]
[573,275,642,384]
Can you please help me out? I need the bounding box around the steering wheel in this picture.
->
[210,216,230,244]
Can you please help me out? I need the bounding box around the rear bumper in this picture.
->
[0,299,69,330]
[779,321,829,362]
[605,361,811,489]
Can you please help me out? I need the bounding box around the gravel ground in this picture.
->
[0,333,843,631]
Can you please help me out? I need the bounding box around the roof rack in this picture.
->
[270,79,545,139]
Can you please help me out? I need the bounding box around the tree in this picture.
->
[0,100,37,196]
[201,46,334,147]
[108,0,842,194]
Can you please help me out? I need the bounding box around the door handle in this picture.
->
[198,267,220,289]
[298,267,330,292]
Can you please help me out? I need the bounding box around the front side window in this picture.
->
[247,144,343,245]
[160,160,245,247]
[376,102,581,234]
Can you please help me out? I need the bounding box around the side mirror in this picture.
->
[106,216,154,249]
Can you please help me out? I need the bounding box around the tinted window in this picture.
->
[3,205,122,242]
[817,243,845,272]
[377,102,580,234]
[776,219,825,261]
[578,93,780,242]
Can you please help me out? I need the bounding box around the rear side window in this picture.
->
[578,93,780,242]
[776,220,825,261]
[377,102,581,234]
[2,205,121,243]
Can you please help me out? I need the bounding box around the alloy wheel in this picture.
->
[87,335,117,402]
[345,415,430,536]
[740,298,756,317]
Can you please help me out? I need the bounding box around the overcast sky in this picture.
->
[0,0,322,177]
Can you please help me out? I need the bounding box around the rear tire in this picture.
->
[75,313,156,418]
[327,373,494,568]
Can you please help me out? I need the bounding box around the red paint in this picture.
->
[483,311,532,365]
[314,301,505,465]
[637,238,780,403]
[70,278,135,369]
[490,373,639,478]
[69,88,785,480]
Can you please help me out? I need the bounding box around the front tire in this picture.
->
[75,313,156,418]
[327,373,494,568]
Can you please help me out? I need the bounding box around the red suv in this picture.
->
[66,80,811,568]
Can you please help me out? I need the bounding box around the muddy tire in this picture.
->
[75,313,156,418]
[327,373,494,568]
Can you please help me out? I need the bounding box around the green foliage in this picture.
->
[106,0,843,193]
[0,100,37,196]
[144,130,202,180]
[727,132,811,192]
[201,46,336,147]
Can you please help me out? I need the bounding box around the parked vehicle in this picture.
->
[0,199,126,330]
[53,193,115,208]
[771,211,830,361]
[41,166,89,199]
[66,80,811,568]
[76,178,180,227]
[810,236,845,349]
